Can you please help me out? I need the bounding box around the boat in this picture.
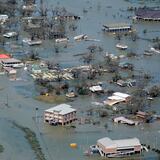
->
[22,38,31,43]
[3,32,17,38]
[116,43,128,50]
[150,47,160,54]
[85,38,100,42]
[27,40,42,46]
[74,34,88,41]
[55,38,69,43]
[70,143,77,148]
[143,50,153,56]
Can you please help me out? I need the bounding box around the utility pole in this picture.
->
[35,107,39,122]
[6,94,9,107]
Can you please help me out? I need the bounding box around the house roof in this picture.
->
[103,99,124,106]
[0,15,8,20]
[45,104,76,115]
[0,54,11,59]
[113,92,131,98]
[97,137,141,149]
[135,8,160,19]
[98,137,116,148]
[104,92,131,106]
[2,58,22,63]
[103,23,131,29]
[108,95,125,100]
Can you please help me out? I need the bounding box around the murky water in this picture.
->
[0,0,160,160]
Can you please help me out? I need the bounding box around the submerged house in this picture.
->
[102,23,132,33]
[0,14,8,24]
[44,104,77,126]
[113,116,138,126]
[103,92,131,106]
[116,79,136,87]
[54,8,80,20]
[136,111,148,119]
[96,137,142,157]
[1,58,24,68]
[55,13,80,20]
[134,8,160,21]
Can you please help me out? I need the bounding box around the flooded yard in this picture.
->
[0,0,160,160]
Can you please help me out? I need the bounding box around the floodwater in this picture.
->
[0,0,160,160]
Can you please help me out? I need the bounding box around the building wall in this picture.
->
[97,142,142,154]
[97,142,117,154]
[134,145,141,152]
[44,111,77,125]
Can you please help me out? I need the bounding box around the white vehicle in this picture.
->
[116,43,128,50]
[3,32,17,38]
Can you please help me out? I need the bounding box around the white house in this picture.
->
[44,104,77,126]
[103,92,131,106]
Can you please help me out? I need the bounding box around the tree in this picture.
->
[126,96,145,114]
[28,52,39,60]
[7,0,17,5]
[148,86,160,98]
[112,72,121,82]
[81,53,94,64]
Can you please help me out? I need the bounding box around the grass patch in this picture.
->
[0,144,4,153]
[35,94,69,104]
[0,48,8,54]
[12,122,46,160]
